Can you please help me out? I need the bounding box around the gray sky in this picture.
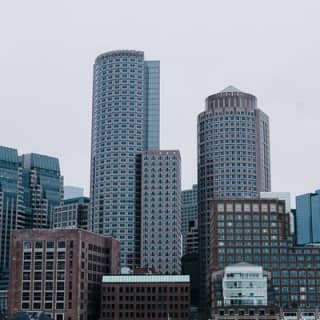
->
[1,0,319,205]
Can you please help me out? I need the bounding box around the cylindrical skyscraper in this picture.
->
[197,85,271,314]
[90,50,160,268]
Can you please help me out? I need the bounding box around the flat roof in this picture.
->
[102,275,190,283]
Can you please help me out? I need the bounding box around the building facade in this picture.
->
[144,61,160,150]
[0,146,26,275]
[221,263,268,306]
[90,50,160,268]
[64,186,84,200]
[197,86,271,313]
[21,153,63,229]
[260,192,294,234]
[137,150,182,274]
[0,147,63,305]
[100,275,190,320]
[295,190,320,245]
[181,185,198,254]
[8,229,120,320]
[184,221,199,255]
[53,197,90,230]
[210,198,320,311]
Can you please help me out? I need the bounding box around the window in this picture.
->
[24,241,32,250]
[47,241,54,249]
[35,241,43,249]
[58,241,66,249]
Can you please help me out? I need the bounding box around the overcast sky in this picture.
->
[1,0,319,205]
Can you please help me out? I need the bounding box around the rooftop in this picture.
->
[102,275,190,283]
[219,85,243,93]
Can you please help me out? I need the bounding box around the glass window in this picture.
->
[24,241,32,250]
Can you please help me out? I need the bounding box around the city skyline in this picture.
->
[0,1,319,204]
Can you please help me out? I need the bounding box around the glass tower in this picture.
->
[0,146,25,273]
[144,61,160,150]
[90,50,160,268]
[22,153,63,228]
[295,190,320,245]
[181,184,198,253]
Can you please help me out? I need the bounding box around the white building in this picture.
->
[223,263,268,306]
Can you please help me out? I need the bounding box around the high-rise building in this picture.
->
[0,147,63,269]
[295,190,320,245]
[64,186,84,200]
[137,150,182,274]
[210,198,320,312]
[260,192,294,234]
[8,229,120,320]
[144,61,160,150]
[53,197,90,230]
[21,153,63,228]
[197,86,271,314]
[0,146,63,317]
[184,220,199,255]
[181,185,198,253]
[90,50,160,268]
[0,146,26,274]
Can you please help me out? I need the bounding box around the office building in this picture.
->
[181,185,198,253]
[137,150,181,274]
[8,229,120,320]
[182,253,200,309]
[90,50,160,268]
[184,221,199,255]
[100,275,190,320]
[260,192,294,233]
[144,61,160,150]
[295,190,320,245]
[53,197,90,230]
[64,186,84,200]
[197,86,271,313]
[0,147,63,317]
[0,146,26,275]
[21,153,63,228]
[209,198,320,311]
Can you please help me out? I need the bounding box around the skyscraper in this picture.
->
[137,150,181,274]
[295,189,320,245]
[90,50,160,268]
[197,86,271,314]
[64,186,84,200]
[0,146,63,316]
[181,185,198,253]
[22,153,63,228]
[0,146,25,273]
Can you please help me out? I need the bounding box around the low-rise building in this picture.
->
[8,229,120,320]
[222,263,268,306]
[100,274,190,320]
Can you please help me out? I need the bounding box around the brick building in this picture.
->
[209,198,320,313]
[100,275,190,320]
[8,229,120,320]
